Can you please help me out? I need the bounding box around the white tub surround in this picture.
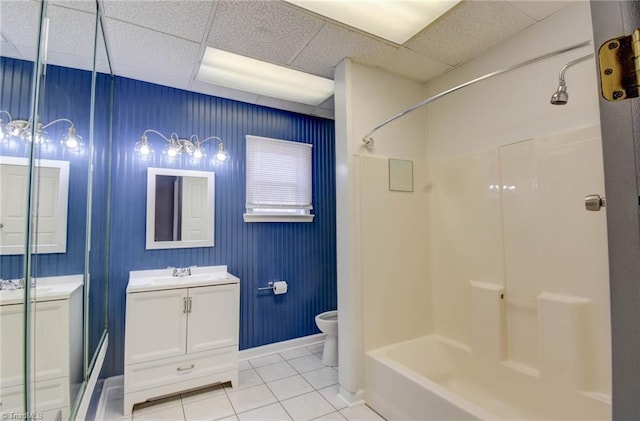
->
[366,336,610,421]
[124,266,239,415]
[0,274,83,421]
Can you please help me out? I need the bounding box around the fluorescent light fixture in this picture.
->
[285,0,462,44]
[197,47,334,106]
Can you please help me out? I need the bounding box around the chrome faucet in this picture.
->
[172,267,192,277]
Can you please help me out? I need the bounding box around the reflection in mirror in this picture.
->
[0,0,115,417]
[147,168,215,250]
[0,157,70,255]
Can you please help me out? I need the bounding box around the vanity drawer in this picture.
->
[125,346,237,393]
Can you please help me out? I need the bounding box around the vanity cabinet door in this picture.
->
[186,284,239,354]
[125,288,187,364]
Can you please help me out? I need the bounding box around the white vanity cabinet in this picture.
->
[0,275,83,421]
[124,266,239,415]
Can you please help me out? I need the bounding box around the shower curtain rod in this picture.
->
[361,40,593,147]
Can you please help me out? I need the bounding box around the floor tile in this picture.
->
[132,400,185,421]
[280,391,335,421]
[249,353,285,368]
[255,361,297,383]
[218,416,239,421]
[302,367,338,389]
[339,404,384,421]
[238,360,252,371]
[226,384,278,414]
[279,347,312,360]
[266,374,314,401]
[182,393,235,420]
[311,412,347,421]
[181,384,227,404]
[288,354,325,374]
[237,402,292,421]
[318,385,348,411]
[225,368,264,391]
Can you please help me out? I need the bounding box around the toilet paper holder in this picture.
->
[257,282,276,291]
[258,281,280,291]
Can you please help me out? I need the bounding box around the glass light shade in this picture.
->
[62,126,82,151]
[193,144,206,159]
[215,142,229,162]
[134,134,154,158]
[0,121,5,140]
[163,140,180,159]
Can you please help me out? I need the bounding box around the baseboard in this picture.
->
[75,334,108,420]
[238,333,325,360]
[339,385,365,407]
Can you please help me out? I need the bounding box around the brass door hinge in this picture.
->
[598,28,640,101]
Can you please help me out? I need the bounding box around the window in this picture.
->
[244,135,314,222]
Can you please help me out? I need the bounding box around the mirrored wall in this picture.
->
[0,0,111,419]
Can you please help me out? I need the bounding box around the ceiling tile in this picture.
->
[112,63,192,91]
[0,0,41,56]
[255,96,317,116]
[48,0,96,14]
[102,0,214,42]
[104,18,200,80]
[405,1,536,66]
[189,80,261,105]
[207,1,324,66]
[0,40,21,60]
[378,47,451,83]
[291,23,396,79]
[45,5,97,69]
[507,0,574,21]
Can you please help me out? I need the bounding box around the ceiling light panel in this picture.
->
[284,0,462,44]
[197,47,334,106]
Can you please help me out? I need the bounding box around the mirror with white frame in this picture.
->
[146,167,215,250]
[0,157,70,255]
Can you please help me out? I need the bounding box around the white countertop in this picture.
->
[0,274,84,305]
[127,265,239,293]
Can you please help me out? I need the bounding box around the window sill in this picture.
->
[243,214,315,223]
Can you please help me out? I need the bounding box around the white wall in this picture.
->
[335,60,430,401]
[423,1,599,160]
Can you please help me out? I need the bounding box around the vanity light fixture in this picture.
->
[0,111,83,151]
[133,129,227,162]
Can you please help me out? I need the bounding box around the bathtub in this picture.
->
[365,335,610,420]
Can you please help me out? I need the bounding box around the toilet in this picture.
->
[315,310,338,366]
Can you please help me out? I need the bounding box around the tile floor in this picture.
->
[98,343,385,421]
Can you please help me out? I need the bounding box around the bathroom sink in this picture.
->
[127,265,239,293]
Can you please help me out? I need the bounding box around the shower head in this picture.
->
[549,53,594,105]
[550,82,568,105]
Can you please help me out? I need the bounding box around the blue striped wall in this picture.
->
[0,57,113,362]
[105,77,336,376]
[0,57,91,279]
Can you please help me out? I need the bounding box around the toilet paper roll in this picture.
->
[273,281,288,295]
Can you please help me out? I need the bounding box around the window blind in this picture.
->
[245,135,313,221]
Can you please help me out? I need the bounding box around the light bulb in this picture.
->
[63,126,79,150]
[193,148,204,159]
[215,141,229,162]
[139,143,150,155]
[167,146,178,157]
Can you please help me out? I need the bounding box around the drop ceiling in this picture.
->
[0,0,576,119]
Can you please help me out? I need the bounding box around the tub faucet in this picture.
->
[172,267,191,277]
